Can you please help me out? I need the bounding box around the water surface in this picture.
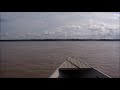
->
[0,41,119,78]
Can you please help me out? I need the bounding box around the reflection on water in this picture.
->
[0,41,119,78]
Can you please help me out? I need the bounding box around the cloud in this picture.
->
[0,12,119,39]
[42,22,119,39]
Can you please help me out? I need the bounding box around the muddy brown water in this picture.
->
[0,41,119,78]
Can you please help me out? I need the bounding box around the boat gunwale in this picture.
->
[73,57,112,78]
[49,60,67,78]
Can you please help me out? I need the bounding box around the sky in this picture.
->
[0,12,119,39]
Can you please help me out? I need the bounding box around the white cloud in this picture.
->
[0,12,119,39]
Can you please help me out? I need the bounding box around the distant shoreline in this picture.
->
[0,39,120,41]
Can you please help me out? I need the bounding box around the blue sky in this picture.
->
[0,12,119,39]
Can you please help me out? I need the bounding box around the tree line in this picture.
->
[0,39,120,41]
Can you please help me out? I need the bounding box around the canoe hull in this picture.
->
[59,68,109,78]
[50,57,111,78]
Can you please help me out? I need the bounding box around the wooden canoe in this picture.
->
[50,57,111,78]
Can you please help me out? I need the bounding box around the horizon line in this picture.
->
[0,39,120,41]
